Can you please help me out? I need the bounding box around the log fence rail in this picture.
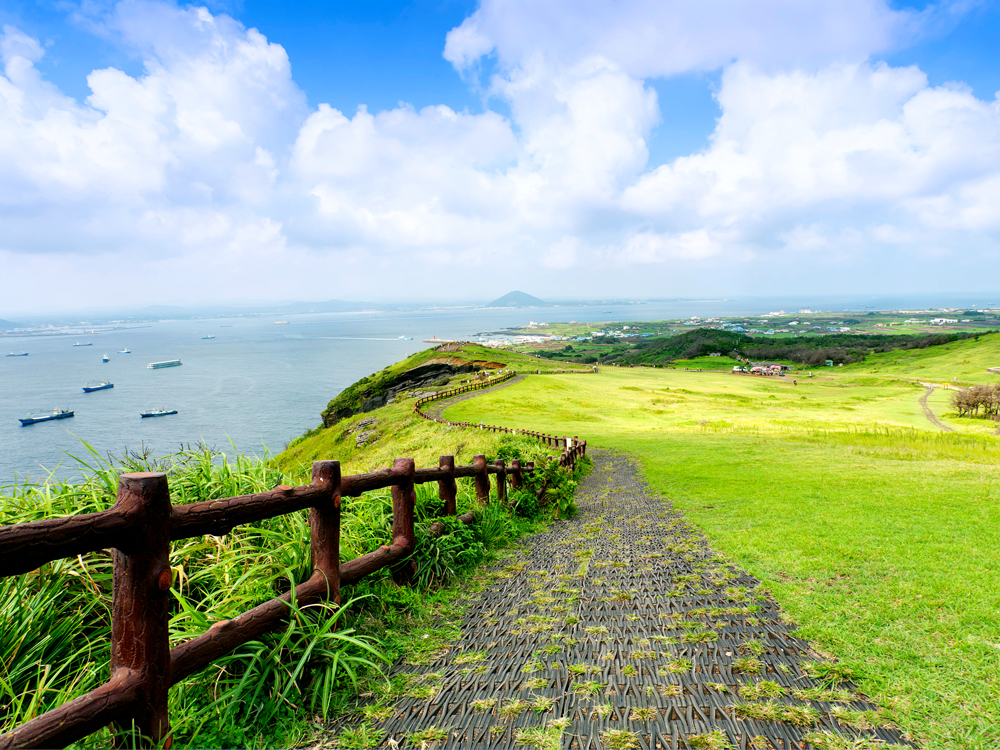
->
[0,368,587,750]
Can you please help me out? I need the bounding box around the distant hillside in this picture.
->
[612,328,990,367]
[0,318,22,330]
[488,291,549,307]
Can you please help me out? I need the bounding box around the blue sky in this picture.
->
[1,0,1000,312]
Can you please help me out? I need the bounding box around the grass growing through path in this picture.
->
[445,366,1000,748]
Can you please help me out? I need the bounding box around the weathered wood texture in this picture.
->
[110,473,173,747]
[0,366,590,749]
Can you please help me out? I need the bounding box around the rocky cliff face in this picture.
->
[321,362,479,427]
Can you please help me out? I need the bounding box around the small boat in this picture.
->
[118,347,131,354]
[83,380,114,392]
[398,336,413,340]
[141,409,177,418]
[73,342,92,347]
[20,409,74,425]
[274,321,289,325]
[102,353,110,362]
[6,352,27,357]
[201,335,215,339]
[148,359,182,369]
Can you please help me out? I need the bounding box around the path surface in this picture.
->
[918,385,953,432]
[423,375,527,421]
[377,450,910,749]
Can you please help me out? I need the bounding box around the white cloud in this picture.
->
[445,0,925,77]
[1,0,999,312]
[622,61,1000,238]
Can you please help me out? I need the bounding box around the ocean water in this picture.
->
[2,294,985,482]
[2,303,681,482]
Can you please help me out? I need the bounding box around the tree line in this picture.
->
[612,329,989,367]
[951,383,1000,419]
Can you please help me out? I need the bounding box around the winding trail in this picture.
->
[422,374,527,421]
[918,385,953,432]
[375,447,912,749]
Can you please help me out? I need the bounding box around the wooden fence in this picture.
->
[414,370,587,469]
[0,377,586,749]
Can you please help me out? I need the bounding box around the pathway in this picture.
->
[376,450,911,749]
[422,375,527,421]
[918,385,953,432]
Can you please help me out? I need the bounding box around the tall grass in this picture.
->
[1,438,574,748]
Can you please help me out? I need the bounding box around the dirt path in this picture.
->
[423,375,527,421]
[919,385,954,432]
[375,450,911,749]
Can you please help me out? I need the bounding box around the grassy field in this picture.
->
[444,360,1000,748]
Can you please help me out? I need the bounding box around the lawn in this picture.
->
[444,366,1000,748]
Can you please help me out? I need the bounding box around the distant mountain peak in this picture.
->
[488,291,549,308]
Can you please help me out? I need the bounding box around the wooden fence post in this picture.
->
[390,458,416,554]
[438,455,457,516]
[390,458,417,585]
[309,461,341,605]
[473,454,490,504]
[510,459,523,490]
[494,459,507,505]
[111,473,172,748]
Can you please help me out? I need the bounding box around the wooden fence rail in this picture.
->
[0,376,587,749]
[414,370,588,470]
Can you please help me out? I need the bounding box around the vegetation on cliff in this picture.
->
[319,343,589,428]
[605,328,988,367]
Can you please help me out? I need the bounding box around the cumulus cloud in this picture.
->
[622,61,1000,239]
[1,0,999,311]
[444,0,927,77]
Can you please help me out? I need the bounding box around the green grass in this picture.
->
[2,423,573,748]
[444,365,1000,748]
[854,332,1000,383]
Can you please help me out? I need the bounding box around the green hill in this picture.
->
[612,328,989,367]
[319,343,589,428]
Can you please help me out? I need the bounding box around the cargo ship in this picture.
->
[83,380,114,392]
[141,409,177,418]
[73,342,92,347]
[148,359,182,369]
[19,409,74,425]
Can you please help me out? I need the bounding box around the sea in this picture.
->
[2,294,994,483]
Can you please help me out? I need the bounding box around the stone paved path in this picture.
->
[378,449,911,749]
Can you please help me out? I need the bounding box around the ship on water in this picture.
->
[274,321,289,325]
[6,352,27,357]
[19,409,74,425]
[73,342,92,347]
[141,408,177,418]
[201,335,215,339]
[83,380,114,392]
[118,347,131,354]
[398,336,413,340]
[102,353,110,362]
[148,359,182,369]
